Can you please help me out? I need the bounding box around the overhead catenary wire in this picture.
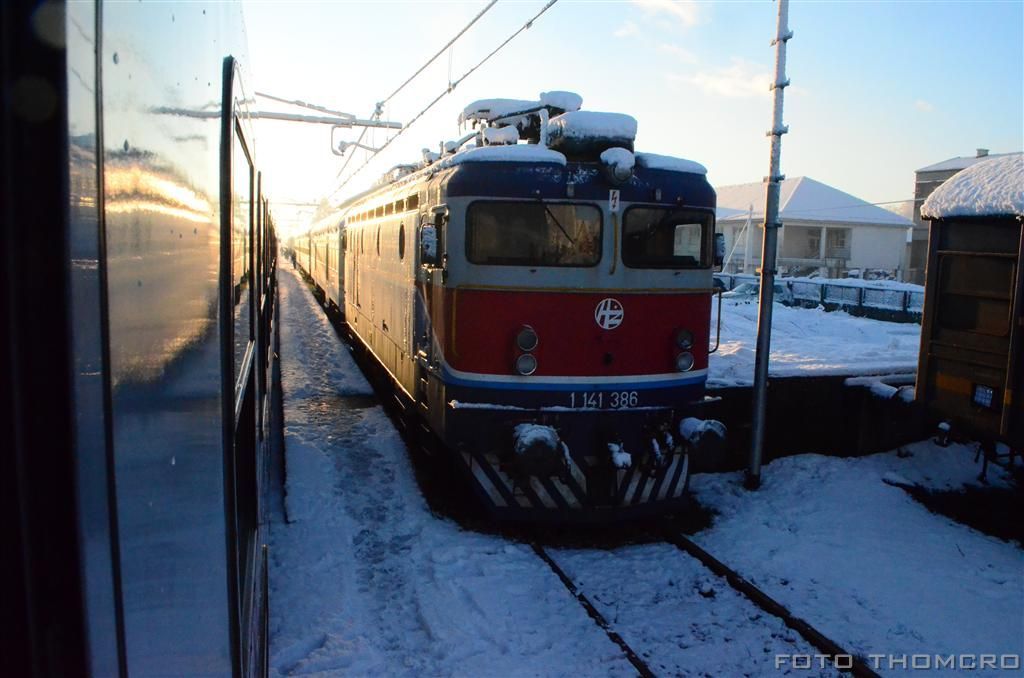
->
[380,0,498,109]
[332,0,562,200]
[334,0,499,181]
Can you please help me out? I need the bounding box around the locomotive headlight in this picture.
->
[675,352,695,372]
[515,353,538,376]
[516,325,539,352]
[675,329,694,350]
[612,164,633,183]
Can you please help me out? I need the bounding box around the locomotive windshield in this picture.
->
[622,207,712,269]
[466,201,601,267]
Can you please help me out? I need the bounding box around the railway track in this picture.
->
[532,534,881,678]
[300,268,880,676]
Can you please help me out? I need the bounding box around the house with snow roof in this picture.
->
[715,176,912,279]
[906,149,1021,283]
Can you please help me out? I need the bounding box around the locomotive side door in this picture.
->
[342,220,350,311]
[414,205,447,408]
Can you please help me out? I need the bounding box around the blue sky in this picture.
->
[243,0,1023,232]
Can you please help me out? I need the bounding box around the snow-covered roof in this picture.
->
[715,176,912,227]
[916,151,1018,174]
[921,153,1024,219]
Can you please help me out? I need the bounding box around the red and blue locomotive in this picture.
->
[300,93,725,520]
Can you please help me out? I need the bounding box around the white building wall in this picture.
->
[848,224,905,271]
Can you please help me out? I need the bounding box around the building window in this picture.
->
[826,229,851,258]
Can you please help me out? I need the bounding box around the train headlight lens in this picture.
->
[675,329,694,349]
[515,353,538,376]
[676,352,695,372]
[516,325,539,352]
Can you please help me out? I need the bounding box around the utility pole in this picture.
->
[743,204,753,274]
[747,0,792,490]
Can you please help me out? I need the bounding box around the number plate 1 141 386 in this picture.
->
[569,391,639,409]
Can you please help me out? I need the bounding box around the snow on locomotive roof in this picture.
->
[438,144,567,168]
[461,98,537,124]
[635,152,707,176]
[921,152,1024,219]
[482,126,520,145]
[547,111,637,142]
[539,90,583,112]
[600,147,635,172]
[461,91,583,124]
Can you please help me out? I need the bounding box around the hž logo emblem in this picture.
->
[595,298,624,330]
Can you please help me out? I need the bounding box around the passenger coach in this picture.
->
[4,3,276,674]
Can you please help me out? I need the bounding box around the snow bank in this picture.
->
[709,301,920,387]
[691,442,1023,666]
[782,275,924,293]
[635,152,707,176]
[922,152,1024,218]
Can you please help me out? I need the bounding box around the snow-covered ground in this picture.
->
[271,265,634,675]
[692,443,1024,674]
[271,263,1019,676]
[709,300,921,387]
[270,265,831,675]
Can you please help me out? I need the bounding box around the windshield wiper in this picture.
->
[536,197,575,244]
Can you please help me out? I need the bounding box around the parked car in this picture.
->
[721,281,793,305]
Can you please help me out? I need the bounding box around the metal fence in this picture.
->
[715,273,924,324]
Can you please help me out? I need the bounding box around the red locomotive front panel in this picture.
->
[447,288,710,379]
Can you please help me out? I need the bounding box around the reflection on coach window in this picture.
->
[234,130,253,380]
[466,201,601,267]
[622,207,711,269]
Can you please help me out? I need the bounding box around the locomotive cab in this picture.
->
[417,109,725,518]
